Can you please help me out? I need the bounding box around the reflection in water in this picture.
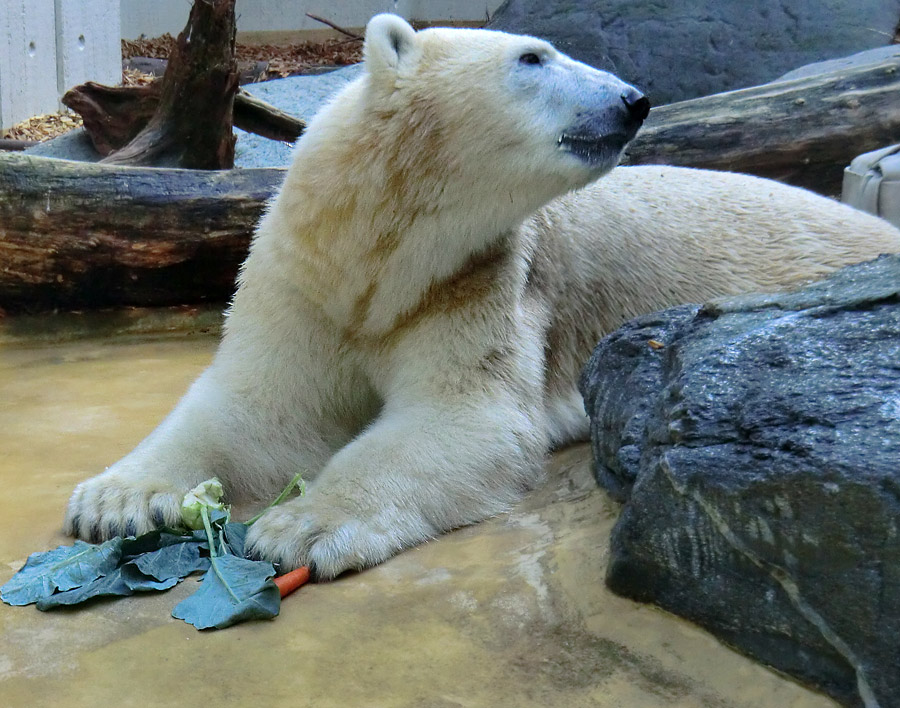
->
[0,327,835,707]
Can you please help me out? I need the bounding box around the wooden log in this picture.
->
[62,82,161,156]
[233,88,306,143]
[0,139,39,151]
[0,153,284,314]
[623,56,900,195]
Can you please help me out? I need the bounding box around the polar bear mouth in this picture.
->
[557,133,629,165]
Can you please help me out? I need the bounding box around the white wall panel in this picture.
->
[0,0,59,128]
[55,0,122,94]
[120,0,504,40]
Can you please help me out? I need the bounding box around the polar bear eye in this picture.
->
[518,52,542,66]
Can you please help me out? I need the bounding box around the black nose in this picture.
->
[621,89,651,123]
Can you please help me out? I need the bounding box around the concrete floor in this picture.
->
[0,322,836,707]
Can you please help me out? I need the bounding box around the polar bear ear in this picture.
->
[364,14,420,83]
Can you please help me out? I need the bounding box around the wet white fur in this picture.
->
[64,15,900,578]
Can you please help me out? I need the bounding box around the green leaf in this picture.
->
[207,507,230,527]
[1,538,123,606]
[222,522,249,558]
[133,540,210,581]
[121,563,181,592]
[35,564,178,610]
[121,528,206,558]
[171,555,280,630]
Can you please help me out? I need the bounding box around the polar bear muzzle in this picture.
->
[558,86,650,166]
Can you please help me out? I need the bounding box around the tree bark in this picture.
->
[232,89,306,143]
[622,56,900,195]
[0,139,38,151]
[62,83,161,156]
[0,153,283,314]
[101,0,239,168]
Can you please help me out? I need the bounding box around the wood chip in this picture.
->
[122,34,362,80]
[1,112,84,142]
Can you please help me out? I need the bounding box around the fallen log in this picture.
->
[2,53,899,314]
[623,54,900,195]
[0,139,39,152]
[0,153,284,313]
[231,89,307,143]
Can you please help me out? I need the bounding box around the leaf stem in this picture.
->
[245,471,306,526]
[201,505,241,603]
[200,505,218,559]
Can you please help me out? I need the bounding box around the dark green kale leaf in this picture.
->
[1,538,124,606]
[2,473,304,628]
[221,522,249,558]
[132,538,210,581]
[171,554,280,630]
[1,529,208,608]
[121,528,206,558]
[36,564,179,609]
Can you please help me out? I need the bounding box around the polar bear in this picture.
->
[64,15,900,579]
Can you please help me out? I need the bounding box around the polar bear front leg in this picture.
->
[245,396,547,579]
[64,360,338,542]
[63,370,242,541]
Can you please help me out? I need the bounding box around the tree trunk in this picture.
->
[102,0,239,168]
[622,56,900,195]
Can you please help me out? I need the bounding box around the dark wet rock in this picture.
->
[579,254,900,707]
[489,0,900,104]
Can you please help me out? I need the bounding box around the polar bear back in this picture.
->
[528,164,900,401]
[537,165,900,325]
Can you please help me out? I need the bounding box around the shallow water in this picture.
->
[0,319,835,707]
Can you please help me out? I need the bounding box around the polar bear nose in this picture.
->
[621,89,651,124]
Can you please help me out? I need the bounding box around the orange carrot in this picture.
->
[273,566,311,598]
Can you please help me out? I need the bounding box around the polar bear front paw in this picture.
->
[245,496,429,580]
[64,471,186,543]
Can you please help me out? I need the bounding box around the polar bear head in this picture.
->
[289,14,648,237]
[366,14,646,176]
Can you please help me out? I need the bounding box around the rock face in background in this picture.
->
[579,255,900,707]
[489,0,900,104]
[775,45,900,83]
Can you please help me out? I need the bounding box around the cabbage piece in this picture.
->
[181,477,228,530]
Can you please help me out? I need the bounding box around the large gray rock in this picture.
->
[579,255,900,707]
[489,0,900,104]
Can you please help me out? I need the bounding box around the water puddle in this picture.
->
[0,319,835,707]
